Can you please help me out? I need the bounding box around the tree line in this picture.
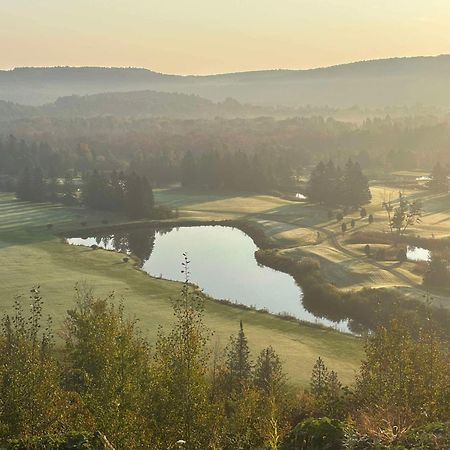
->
[0,273,448,449]
[180,150,293,192]
[82,170,155,219]
[14,168,163,220]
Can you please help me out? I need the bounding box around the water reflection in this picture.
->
[67,226,351,333]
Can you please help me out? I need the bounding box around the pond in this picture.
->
[407,246,431,262]
[67,226,350,332]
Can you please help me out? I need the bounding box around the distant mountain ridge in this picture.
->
[2,55,450,107]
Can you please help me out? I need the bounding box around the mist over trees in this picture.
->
[3,56,450,107]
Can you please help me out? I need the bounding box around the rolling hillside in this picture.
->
[1,55,450,107]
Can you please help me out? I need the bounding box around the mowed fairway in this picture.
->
[155,185,450,309]
[0,193,362,385]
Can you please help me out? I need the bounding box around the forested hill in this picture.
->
[0,91,266,120]
[2,55,450,107]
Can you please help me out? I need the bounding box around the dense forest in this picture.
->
[1,114,450,194]
[0,275,448,449]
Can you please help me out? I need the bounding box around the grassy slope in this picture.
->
[156,184,450,309]
[0,193,361,385]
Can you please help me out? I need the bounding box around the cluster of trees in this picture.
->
[15,167,48,203]
[4,114,450,198]
[4,115,450,174]
[429,162,450,192]
[82,171,155,219]
[307,159,371,206]
[0,276,448,449]
[0,135,67,178]
[15,168,78,205]
[14,168,159,220]
[181,150,293,192]
[424,253,450,288]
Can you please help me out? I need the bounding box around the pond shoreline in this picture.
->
[60,217,450,336]
[62,219,355,334]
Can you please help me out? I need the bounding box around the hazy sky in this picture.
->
[2,0,450,74]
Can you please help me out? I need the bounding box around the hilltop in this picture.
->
[2,55,450,107]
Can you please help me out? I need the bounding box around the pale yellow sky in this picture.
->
[1,0,450,74]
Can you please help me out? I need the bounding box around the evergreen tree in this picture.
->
[307,161,328,203]
[310,357,329,398]
[428,162,449,192]
[225,320,252,392]
[30,167,47,202]
[181,151,198,188]
[342,159,371,206]
[254,346,285,395]
[16,167,32,201]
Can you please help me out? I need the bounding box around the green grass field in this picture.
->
[0,193,362,385]
[3,181,447,385]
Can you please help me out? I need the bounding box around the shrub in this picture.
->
[61,194,78,206]
[6,432,102,449]
[336,212,344,222]
[152,205,175,219]
[397,248,407,262]
[122,257,129,263]
[401,422,450,450]
[282,417,344,450]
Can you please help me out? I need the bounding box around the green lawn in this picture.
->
[0,193,362,385]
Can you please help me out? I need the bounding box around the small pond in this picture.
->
[67,226,350,332]
[407,246,431,262]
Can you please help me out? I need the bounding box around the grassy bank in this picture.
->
[0,193,362,385]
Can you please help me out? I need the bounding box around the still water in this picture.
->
[67,226,349,332]
[407,246,431,262]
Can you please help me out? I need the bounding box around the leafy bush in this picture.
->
[401,422,450,450]
[342,422,449,450]
[282,417,344,450]
[6,432,100,449]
